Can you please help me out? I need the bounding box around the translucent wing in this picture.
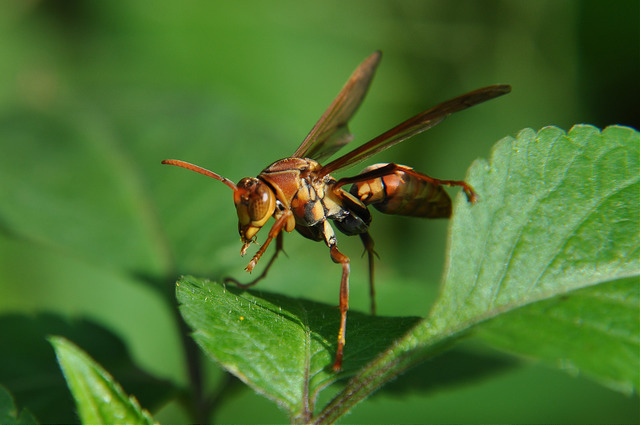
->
[293,51,382,162]
[318,84,511,177]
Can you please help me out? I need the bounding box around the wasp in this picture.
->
[163,51,510,371]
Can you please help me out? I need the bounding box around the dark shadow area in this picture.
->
[379,346,521,396]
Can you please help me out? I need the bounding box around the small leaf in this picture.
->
[0,385,38,425]
[0,314,175,423]
[50,336,157,425]
[318,125,639,423]
[176,276,419,419]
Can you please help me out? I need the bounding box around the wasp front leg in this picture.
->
[245,210,293,273]
[225,232,285,289]
[226,209,293,289]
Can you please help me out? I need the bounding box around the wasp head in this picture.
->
[234,177,276,255]
[160,159,276,256]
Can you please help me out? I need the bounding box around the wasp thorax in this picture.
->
[233,177,276,249]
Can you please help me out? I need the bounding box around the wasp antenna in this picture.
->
[161,159,237,191]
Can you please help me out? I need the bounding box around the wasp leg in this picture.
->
[392,164,478,203]
[226,210,292,289]
[330,243,350,372]
[319,220,350,372]
[244,210,292,274]
[333,162,399,190]
[359,232,377,316]
[335,162,478,203]
[225,232,284,289]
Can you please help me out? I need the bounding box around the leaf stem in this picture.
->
[175,303,208,422]
[159,275,209,423]
[313,325,460,424]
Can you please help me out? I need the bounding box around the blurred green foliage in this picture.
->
[0,1,638,423]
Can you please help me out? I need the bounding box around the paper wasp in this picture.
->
[163,51,510,371]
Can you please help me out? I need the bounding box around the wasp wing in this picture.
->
[293,51,382,162]
[318,84,511,177]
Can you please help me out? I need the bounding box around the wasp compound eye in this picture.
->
[235,178,276,223]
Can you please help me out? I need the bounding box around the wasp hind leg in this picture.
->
[359,232,378,316]
[335,162,478,204]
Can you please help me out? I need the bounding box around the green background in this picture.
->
[0,1,638,423]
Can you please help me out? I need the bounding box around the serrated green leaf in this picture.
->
[0,385,37,425]
[50,336,157,425]
[437,125,639,391]
[176,276,420,419]
[318,125,639,424]
[434,125,639,325]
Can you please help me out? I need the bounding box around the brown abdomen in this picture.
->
[349,164,452,218]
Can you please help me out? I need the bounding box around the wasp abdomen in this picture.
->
[331,190,371,236]
[349,163,452,219]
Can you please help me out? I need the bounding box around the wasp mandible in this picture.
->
[162,51,510,371]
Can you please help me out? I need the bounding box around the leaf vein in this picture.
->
[527,174,640,295]
[469,138,515,310]
[492,130,579,306]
